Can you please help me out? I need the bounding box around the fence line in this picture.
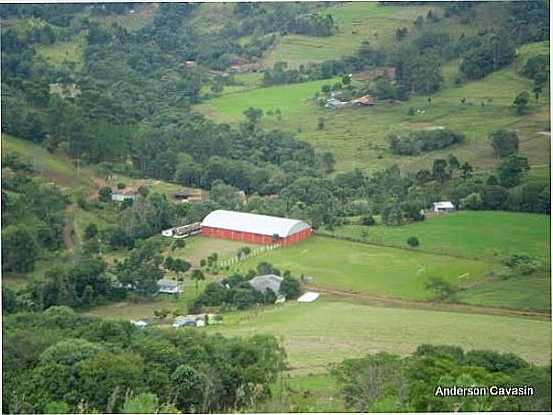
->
[219,243,282,268]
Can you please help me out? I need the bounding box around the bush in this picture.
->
[360,215,376,226]
[388,128,465,156]
[406,236,419,247]
[98,186,112,202]
[280,275,302,299]
[117,182,126,190]
[424,276,457,302]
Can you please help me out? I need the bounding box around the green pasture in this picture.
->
[459,272,551,312]
[206,299,552,372]
[35,32,86,69]
[325,211,550,263]
[2,134,95,193]
[164,235,256,268]
[261,3,475,68]
[195,63,549,173]
[230,235,494,300]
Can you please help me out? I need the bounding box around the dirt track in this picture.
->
[309,284,551,321]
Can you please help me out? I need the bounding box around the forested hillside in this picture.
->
[1,2,550,413]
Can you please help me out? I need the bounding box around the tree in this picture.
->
[2,225,39,272]
[98,186,112,202]
[84,223,98,240]
[243,107,263,131]
[173,259,191,279]
[432,159,449,182]
[460,161,473,179]
[280,275,302,299]
[407,236,419,247]
[497,154,529,188]
[208,180,241,210]
[481,185,508,210]
[424,276,457,302]
[171,365,208,412]
[321,151,335,174]
[361,215,376,226]
[317,117,325,130]
[447,154,460,177]
[489,129,519,158]
[191,269,205,293]
[513,91,530,114]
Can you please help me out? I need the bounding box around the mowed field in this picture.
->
[207,299,552,373]
[231,235,494,301]
[326,211,550,263]
[195,53,550,174]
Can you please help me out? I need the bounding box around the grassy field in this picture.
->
[260,3,476,69]
[163,235,256,268]
[230,235,495,301]
[206,299,552,372]
[35,32,87,69]
[261,372,345,413]
[2,134,96,193]
[459,272,551,312]
[195,59,550,173]
[325,211,550,263]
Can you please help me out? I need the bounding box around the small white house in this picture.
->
[157,279,181,294]
[433,201,455,213]
[111,193,137,202]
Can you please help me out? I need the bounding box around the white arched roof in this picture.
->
[201,210,311,238]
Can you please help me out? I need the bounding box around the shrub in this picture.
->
[280,275,302,299]
[388,128,465,156]
[360,215,376,226]
[424,276,457,302]
[98,186,112,202]
[406,236,419,247]
[117,182,126,190]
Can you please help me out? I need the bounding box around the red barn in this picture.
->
[200,210,312,246]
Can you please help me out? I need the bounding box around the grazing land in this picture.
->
[207,299,552,373]
[260,3,476,68]
[325,211,550,262]
[2,133,96,192]
[231,235,495,301]
[196,59,550,173]
[35,32,87,69]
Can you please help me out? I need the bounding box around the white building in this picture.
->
[432,201,455,213]
[157,279,181,294]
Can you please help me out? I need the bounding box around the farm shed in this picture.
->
[249,274,283,294]
[111,192,137,202]
[157,279,181,294]
[201,210,312,245]
[433,201,455,213]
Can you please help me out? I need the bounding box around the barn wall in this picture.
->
[201,226,312,245]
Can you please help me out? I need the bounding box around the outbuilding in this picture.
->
[433,201,455,213]
[201,210,312,245]
[249,274,283,294]
[157,279,181,294]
